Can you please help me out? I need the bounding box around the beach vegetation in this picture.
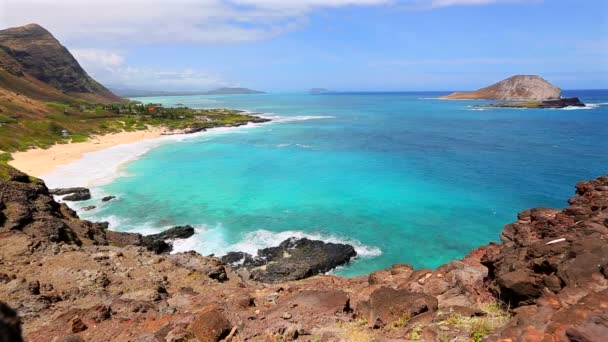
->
[0,100,262,155]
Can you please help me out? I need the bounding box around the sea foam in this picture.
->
[41,115,335,189]
[171,227,382,259]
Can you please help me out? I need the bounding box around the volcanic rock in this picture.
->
[223,237,357,282]
[357,287,438,328]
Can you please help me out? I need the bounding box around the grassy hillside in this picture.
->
[0,88,264,153]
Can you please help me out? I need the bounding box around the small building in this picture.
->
[61,129,70,137]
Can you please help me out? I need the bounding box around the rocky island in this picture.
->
[442,75,585,108]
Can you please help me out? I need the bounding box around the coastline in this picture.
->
[12,118,271,190]
[8,126,177,177]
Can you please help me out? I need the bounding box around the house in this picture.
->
[61,130,70,137]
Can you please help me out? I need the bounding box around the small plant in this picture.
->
[410,323,423,341]
[391,312,411,329]
[439,301,511,341]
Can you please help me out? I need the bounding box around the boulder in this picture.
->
[144,225,195,241]
[62,189,91,201]
[187,305,231,342]
[49,187,89,196]
[101,196,116,202]
[357,287,438,328]
[105,226,195,254]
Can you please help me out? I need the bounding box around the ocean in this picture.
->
[42,90,608,276]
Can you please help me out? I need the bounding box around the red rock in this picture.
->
[357,287,438,328]
[187,305,231,342]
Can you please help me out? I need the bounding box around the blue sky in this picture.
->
[1,0,607,91]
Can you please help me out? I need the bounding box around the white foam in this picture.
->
[40,122,267,189]
[257,115,335,123]
[40,114,335,189]
[557,105,595,111]
[172,228,382,259]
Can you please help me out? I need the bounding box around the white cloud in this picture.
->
[0,0,393,44]
[71,48,228,90]
[406,0,536,9]
[71,49,126,68]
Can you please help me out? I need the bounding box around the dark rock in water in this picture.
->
[221,252,265,268]
[223,237,357,282]
[106,225,195,254]
[62,189,91,201]
[0,302,23,342]
[540,97,585,108]
[484,97,585,109]
[49,187,89,196]
[144,225,195,241]
[101,196,116,202]
[81,205,96,211]
[143,239,172,254]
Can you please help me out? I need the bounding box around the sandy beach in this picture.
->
[8,126,176,177]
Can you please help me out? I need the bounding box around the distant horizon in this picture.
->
[118,87,608,97]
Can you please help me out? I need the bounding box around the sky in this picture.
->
[1,0,607,91]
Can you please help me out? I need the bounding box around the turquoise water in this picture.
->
[78,91,608,276]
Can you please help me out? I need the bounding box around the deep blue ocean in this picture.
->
[70,90,608,276]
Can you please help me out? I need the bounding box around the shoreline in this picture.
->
[8,126,179,177]
[14,119,271,189]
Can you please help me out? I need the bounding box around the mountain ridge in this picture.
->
[0,23,121,103]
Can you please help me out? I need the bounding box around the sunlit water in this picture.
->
[44,90,608,276]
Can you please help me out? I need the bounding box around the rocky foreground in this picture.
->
[1,163,607,341]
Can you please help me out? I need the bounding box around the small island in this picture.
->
[441,75,585,108]
[309,88,330,94]
[201,87,265,95]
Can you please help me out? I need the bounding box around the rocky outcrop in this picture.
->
[482,176,608,307]
[484,97,586,109]
[442,75,561,100]
[222,237,357,282]
[0,165,108,245]
[0,24,121,103]
[106,226,194,254]
[1,161,607,341]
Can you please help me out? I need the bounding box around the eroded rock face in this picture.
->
[222,237,357,282]
[0,166,106,245]
[482,175,608,308]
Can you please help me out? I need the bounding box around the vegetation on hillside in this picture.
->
[0,100,265,153]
